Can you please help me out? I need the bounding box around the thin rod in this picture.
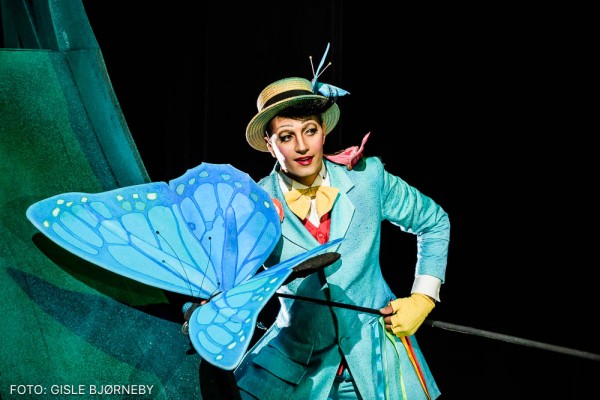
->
[275,293,600,362]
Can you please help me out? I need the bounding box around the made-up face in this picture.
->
[265,115,325,187]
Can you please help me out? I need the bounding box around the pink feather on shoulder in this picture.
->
[324,132,371,170]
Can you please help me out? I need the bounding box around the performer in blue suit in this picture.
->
[235,74,450,399]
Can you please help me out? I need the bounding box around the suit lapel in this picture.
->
[326,162,355,246]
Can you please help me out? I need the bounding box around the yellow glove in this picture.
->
[381,293,435,337]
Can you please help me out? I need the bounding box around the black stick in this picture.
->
[275,293,600,362]
[276,292,381,314]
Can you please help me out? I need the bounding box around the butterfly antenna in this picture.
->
[309,58,332,81]
[156,230,196,297]
[196,235,223,302]
[204,236,222,300]
[310,43,333,93]
[309,55,316,77]
[315,62,332,80]
[198,237,210,297]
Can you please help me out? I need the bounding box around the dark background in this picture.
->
[6,1,598,398]
[80,1,598,398]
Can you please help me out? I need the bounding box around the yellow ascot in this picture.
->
[283,185,339,220]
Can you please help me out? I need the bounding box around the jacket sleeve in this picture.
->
[375,157,450,283]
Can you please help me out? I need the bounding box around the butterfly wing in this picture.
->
[315,82,351,97]
[188,238,343,370]
[27,160,344,371]
[26,163,281,298]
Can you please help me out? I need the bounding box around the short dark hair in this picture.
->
[276,97,336,119]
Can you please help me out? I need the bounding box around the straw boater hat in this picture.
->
[245,77,340,152]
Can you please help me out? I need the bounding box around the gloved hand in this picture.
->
[379,293,435,337]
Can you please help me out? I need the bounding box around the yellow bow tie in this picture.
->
[283,186,339,220]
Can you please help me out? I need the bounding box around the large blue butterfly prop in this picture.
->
[26,162,341,370]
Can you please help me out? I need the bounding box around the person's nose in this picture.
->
[295,135,309,154]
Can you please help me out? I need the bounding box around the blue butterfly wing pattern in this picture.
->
[26,163,281,299]
[188,238,343,370]
[26,162,343,371]
[189,266,291,371]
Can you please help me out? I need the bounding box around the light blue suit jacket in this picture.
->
[235,157,450,400]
